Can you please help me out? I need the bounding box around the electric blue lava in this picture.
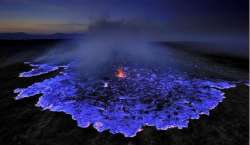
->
[14,63,236,137]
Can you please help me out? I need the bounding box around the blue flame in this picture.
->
[14,63,236,137]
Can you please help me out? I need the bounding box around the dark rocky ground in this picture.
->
[0,40,249,145]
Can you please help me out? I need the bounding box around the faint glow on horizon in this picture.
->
[0,21,88,33]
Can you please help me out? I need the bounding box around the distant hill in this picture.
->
[0,32,84,40]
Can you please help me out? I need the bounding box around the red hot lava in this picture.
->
[115,67,126,78]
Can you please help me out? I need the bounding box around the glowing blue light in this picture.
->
[19,63,61,77]
[14,63,236,137]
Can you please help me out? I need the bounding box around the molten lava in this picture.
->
[115,67,126,78]
[15,63,237,137]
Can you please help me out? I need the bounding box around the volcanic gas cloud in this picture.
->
[14,21,239,137]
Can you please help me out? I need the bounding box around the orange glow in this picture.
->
[0,21,88,33]
[115,67,126,78]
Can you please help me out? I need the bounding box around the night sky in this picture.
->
[0,0,248,33]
